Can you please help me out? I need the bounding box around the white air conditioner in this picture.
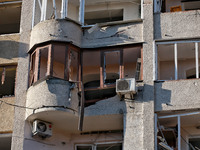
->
[116,78,137,95]
[32,120,52,138]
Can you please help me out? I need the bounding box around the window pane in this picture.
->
[0,67,16,97]
[39,47,49,79]
[105,51,120,84]
[178,43,195,79]
[157,44,175,80]
[123,47,141,79]
[77,146,93,150]
[69,50,79,81]
[83,51,100,87]
[97,143,122,150]
[53,45,66,79]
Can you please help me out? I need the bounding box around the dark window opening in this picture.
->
[76,145,92,150]
[0,66,17,98]
[76,143,122,150]
[189,138,200,150]
[85,9,123,25]
[0,2,21,34]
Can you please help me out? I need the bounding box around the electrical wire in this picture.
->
[0,99,34,110]
[0,99,77,113]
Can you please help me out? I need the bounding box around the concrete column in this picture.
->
[142,0,155,149]
[123,100,144,150]
[11,0,34,149]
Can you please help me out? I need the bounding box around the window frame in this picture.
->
[82,44,143,104]
[29,42,81,86]
[154,40,200,81]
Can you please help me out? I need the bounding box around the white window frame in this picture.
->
[154,40,200,81]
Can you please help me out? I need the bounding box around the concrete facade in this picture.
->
[1,0,200,150]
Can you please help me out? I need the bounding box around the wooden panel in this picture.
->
[64,45,69,80]
[34,49,40,83]
[100,51,104,88]
[47,45,53,76]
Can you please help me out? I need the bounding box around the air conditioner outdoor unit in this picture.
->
[32,120,52,138]
[116,78,137,95]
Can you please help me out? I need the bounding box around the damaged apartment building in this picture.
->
[1,0,200,149]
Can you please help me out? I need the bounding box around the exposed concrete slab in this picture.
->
[82,22,143,48]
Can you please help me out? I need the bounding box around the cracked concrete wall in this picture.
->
[154,10,200,40]
[26,79,79,118]
[82,22,143,48]
[30,19,82,48]
[0,97,15,133]
[155,79,200,111]
[0,34,19,65]
[85,95,125,116]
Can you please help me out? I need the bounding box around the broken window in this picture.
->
[29,42,80,86]
[154,0,200,13]
[84,0,142,26]
[0,65,17,98]
[156,112,200,150]
[0,1,21,34]
[83,45,142,105]
[156,41,200,80]
[32,0,142,28]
